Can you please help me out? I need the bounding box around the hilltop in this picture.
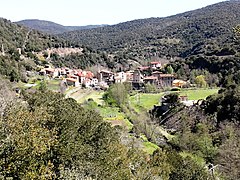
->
[59,0,240,59]
[17,19,108,34]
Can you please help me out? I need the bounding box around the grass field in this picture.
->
[68,89,104,104]
[79,91,104,105]
[129,88,219,112]
[129,93,164,112]
[47,79,61,91]
[179,88,219,100]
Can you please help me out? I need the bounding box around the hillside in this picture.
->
[0,18,120,82]
[0,18,79,82]
[0,18,72,53]
[59,0,240,59]
[17,19,108,35]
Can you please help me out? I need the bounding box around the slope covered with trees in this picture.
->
[0,18,70,53]
[59,1,240,59]
[0,18,76,82]
[0,18,116,82]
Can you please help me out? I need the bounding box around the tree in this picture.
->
[145,83,157,93]
[0,78,15,115]
[0,105,57,179]
[195,75,207,88]
[9,69,19,82]
[166,65,174,74]
[24,91,133,179]
[233,24,240,37]
[204,86,240,124]
[168,152,210,180]
[215,124,240,179]
[39,79,47,92]
[103,83,128,107]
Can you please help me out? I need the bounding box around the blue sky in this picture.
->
[0,0,226,26]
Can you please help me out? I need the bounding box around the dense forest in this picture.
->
[59,1,240,58]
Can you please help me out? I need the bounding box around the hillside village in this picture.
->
[39,61,187,90]
[1,0,240,179]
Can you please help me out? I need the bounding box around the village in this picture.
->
[39,61,188,91]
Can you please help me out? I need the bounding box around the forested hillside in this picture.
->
[0,18,71,53]
[0,18,116,81]
[17,19,107,35]
[59,1,240,59]
[0,18,76,82]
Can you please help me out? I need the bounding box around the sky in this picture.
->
[0,0,227,26]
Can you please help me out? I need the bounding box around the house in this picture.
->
[65,78,80,87]
[159,74,175,87]
[114,72,127,83]
[179,95,188,101]
[82,78,98,88]
[138,66,150,71]
[90,78,99,87]
[59,68,67,77]
[83,79,91,88]
[45,68,59,78]
[152,72,175,87]
[97,70,114,84]
[133,70,144,83]
[172,79,187,88]
[152,71,162,78]
[67,75,79,82]
[125,71,134,82]
[143,76,158,85]
[150,62,161,69]
[76,71,86,84]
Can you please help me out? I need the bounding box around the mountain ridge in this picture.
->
[58,0,240,59]
[17,19,108,34]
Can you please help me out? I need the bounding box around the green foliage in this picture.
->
[59,1,240,67]
[103,83,129,107]
[0,105,57,179]
[163,93,180,104]
[166,65,174,74]
[144,83,158,93]
[23,91,134,179]
[39,79,47,92]
[195,75,207,88]
[0,18,69,54]
[17,19,106,35]
[214,124,240,179]
[204,86,240,124]
[9,69,19,82]
[0,18,77,82]
[168,152,210,180]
